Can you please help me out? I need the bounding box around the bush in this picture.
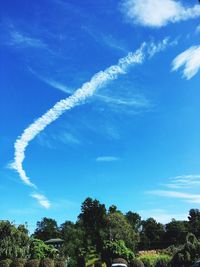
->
[54,261,65,267]
[25,259,40,267]
[130,258,144,267]
[155,258,170,267]
[139,254,171,267]
[11,259,26,267]
[39,259,54,267]
[0,259,12,267]
[94,261,102,267]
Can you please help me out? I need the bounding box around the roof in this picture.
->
[45,238,64,244]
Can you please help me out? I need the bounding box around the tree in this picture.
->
[140,218,165,250]
[108,212,139,251]
[0,220,29,259]
[165,219,189,246]
[33,217,60,241]
[29,238,57,259]
[125,212,142,233]
[59,221,85,266]
[188,209,200,239]
[78,198,107,251]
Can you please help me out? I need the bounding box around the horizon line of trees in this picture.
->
[1,197,200,266]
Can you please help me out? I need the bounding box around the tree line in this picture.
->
[1,197,200,267]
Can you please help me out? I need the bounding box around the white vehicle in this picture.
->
[111,264,128,267]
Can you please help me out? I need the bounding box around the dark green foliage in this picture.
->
[0,259,12,267]
[54,261,65,267]
[94,260,102,267]
[103,240,134,264]
[25,260,40,267]
[29,239,57,260]
[171,233,200,267]
[164,219,189,246]
[59,221,84,262]
[188,209,200,239]
[155,258,170,267]
[0,221,29,259]
[140,218,165,250]
[108,212,139,251]
[130,258,144,267]
[33,218,60,241]
[39,258,54,267]
[78,197,107,251]
[125,212,142,233]
[140,258,151,267]
[11,259,26,267]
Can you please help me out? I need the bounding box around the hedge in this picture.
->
[39,258,54,267]
[25,260,40,267]
[130,258,144,267]
[11,259,26,267]
[0,259,12,267]
[54,261,65,267]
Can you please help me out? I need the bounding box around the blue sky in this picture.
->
[1,0,200,232]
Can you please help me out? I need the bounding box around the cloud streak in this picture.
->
[121,0,200,28]
[172,45,200,79]
[165,175,200,189]
[11,39,170,207]
[149,190,200,204]
[9,31,46,49]
[96,156,120,162]
[31,193,51,209]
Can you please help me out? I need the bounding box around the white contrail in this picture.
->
[10,39,170,206]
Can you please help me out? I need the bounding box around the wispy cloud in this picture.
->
[172,45,200,79]
[165,175,200,189]
[31,193,51,209]
[82,26,128,54]
[9,31,46,49]
[96,156,120,162]
[28,67,72,94]
[121,0,200,28]
[148,190,200,204]
[10,39,170,207]
[139,209,187,224]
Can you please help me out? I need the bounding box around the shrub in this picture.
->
[155,258,170,267]
[25,259,40,267]
[139,254,171,267]
[54,261,65,267]
[0,259,12,267]
[130,258,144,267]
[94,261,102,267]
[11,259,26,267]
[39,258,54,267]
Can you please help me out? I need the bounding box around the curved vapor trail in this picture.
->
[10,39,169,207]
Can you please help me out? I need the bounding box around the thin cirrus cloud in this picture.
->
[121,0,200,28]
[9,30,46,49]
[10,39,170,208]
[148,190,200,204]
[165,175,200,189]
[31,193,51,209]
[148,174,200,204]
[28,68,149,109]
[172,45,200,79]
[96,156,120,162]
